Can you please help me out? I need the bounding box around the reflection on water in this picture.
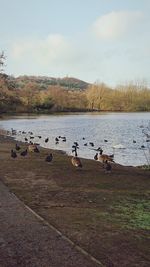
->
[0,112,150,166]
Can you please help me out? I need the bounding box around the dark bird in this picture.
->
[45,137,49,143]
[94,153,98,160]
[11,149,17,158]
[55,137,59,142]
[104,160,112,173]
[24,137,28,142]
[89,142,94,147]
[15,143,21,151]
[45,153,53,162]
[34,147,40,153]
[74,142,79,147]
[20,149,28,156]
[133,140,136,143]
[84,143,88,146]
[104,139,108,142]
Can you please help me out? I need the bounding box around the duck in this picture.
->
[45,137,49,143]
[34,147,40,153]
[15,143,21,151]
[20,149,28,157]
[45,153,53,163]
[104,160,112,173]
[11,149,17,158]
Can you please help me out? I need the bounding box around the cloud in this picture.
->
[11,34,71,64]
[92,10,143,40]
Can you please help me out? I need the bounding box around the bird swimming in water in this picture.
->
[45,137,49,143]
[45,153,53,163]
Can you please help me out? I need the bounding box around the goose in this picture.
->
[71,151,82,168]
[11,149,17,158]
[98,150,114,164]
[45,153,53,163]
[28,144,37,152]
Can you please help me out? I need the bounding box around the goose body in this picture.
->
[71,156,82,168]
[98,153,114,163]
[28,144,38,152]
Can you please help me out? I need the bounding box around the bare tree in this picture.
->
[0,51,6,73]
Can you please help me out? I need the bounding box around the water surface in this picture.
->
[0,112,149,166]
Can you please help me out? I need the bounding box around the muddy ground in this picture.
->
[0,134,150,267]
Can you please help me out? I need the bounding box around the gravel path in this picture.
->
[0,180,104,267]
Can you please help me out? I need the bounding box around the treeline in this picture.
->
[0,74,150,113]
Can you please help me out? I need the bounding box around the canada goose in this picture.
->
[71,150,82,168]
[15,143,21,151]
[45,153,53,163]
[28,144,37,152]
[71,156,82,168]
[98,150,114,164]
[20,149,28,156]
[11,149,17,158]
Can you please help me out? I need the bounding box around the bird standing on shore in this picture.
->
[20,149,28,156]
[45,153,53,163]
[11,149,17,158]
[104,160,112,173]
[15,143,21,151]
[71,151,82,169]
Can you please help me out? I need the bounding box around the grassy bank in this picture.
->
[0,134,150,267]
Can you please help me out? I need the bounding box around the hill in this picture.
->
[15,75,90,91]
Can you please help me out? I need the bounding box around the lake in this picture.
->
[0,112,150,166]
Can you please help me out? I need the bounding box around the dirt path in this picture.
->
[0,180,103,267]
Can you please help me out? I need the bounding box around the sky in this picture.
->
[1,0,150,87]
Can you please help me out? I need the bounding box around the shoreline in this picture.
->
[0,132,150,267]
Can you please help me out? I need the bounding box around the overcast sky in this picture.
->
[1,0,150,86]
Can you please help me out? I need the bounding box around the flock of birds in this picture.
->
[9,128,114,173]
